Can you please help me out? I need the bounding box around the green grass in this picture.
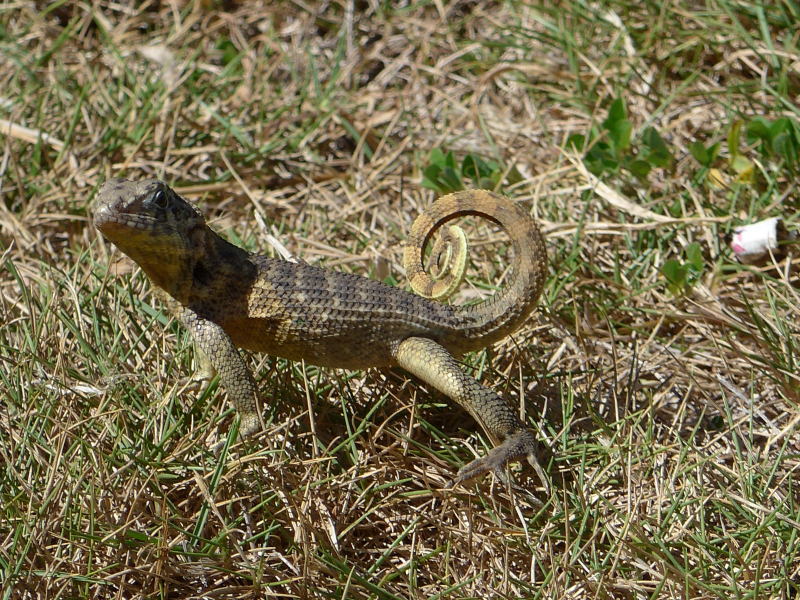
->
[1,1,800,598]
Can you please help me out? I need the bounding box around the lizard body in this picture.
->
[94,178,548,487]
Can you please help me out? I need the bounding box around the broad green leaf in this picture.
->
[770,117,791,138]
[421,177,444,193]
[423,164,441,181]
[462,154,495,180]
[643,128,673,167]
[215,38,238,66]
[661,259,691,295]
[746,117,771,144]
[429,148,446,167]
[585,154,607,176]
[506,165,524,185]
[601,153,620,171]
[586,145,615,175]
[461,154,482,180]
[686,243,704,271]
[604,96,627,131]
[439,166,464,192]
[689,141,710,165]
[772,131,797,163]
[567,133,586,152]
[627,159,651,178]
[647,150,672,168]
[731,155,753,173]
[610,119,632,151]
[660,259,685,285]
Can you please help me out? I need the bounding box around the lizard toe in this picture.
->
[449,429,548,493]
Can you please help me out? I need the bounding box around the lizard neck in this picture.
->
[147,225,249,305]
[181,227,257,306]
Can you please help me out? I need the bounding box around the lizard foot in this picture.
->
[177,375,212,394]
[211,412,262,456]
[447,430,549,496]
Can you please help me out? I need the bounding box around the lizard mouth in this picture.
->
[94,200,155,235]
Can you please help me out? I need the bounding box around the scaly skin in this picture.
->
[94,178,548,488]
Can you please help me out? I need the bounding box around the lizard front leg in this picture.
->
[394,336,546,490]
[176,346,216,395]
[179,310,263,446]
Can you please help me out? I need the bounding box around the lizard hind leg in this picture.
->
[393,336,547,492]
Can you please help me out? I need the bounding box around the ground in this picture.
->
[1,1,799,598]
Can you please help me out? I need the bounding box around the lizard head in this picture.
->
[94,178,207,298]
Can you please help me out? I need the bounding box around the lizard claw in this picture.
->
[447,430,549,496]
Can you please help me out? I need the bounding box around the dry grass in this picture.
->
[1,1,800,598]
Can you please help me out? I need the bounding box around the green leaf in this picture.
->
[660,259,690,295]
[689,141,719,167]
[439,166,464,192]
[686,243,704,271]
[728,120,743,165]
[590,140,611,154]
[423,163,441,181]
[746,117,772,144]
[567,133,586,152]
[421,163,444,192]
[770,116,791,138]
[609,119,632,151]
[707,142,721,163]
[643,127,669,153]
[603,97,627,131]
[479,177,495,189]
[429,148,446,167]
[584,154,607,176]
[647,150,671,168]
[506,165,524,185]
[661,259,687,286]
[462,154,494,181]
[627,159,651,178]
[443,150,458,171]
[641,128,673,168]
[461,154,481,180]
[772,131,796,161]
[731,155,753,173]
[421,177,443,193]
[423,149,466,193]
[689,141,710,166]
[584,140,619,175]
[601,155,620,172]
[215,38,238,66]
[422,163,445,193]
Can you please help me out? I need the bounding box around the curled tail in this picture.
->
[404,190,547,350]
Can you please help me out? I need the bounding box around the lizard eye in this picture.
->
[153,188,168,208]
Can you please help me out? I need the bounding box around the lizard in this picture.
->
[93,178,548,488]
